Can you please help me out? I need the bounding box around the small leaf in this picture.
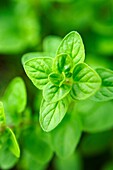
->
[91,68,113,101]
[53,53,73,75]
[51,115,82,158]
[57,31,85,65]
[23,57,53,89]
[0,102,6,129]
[71,63,101,100]
[43,81,71,102]
[3,77,26,114]
[40,97,69,132]
[48,72,65,86]
[6,127,20,158]
[3,77,27,126]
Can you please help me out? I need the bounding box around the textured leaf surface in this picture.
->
[40,97,69,132]
[48,72,65,86]
[23,57,53,89]
[53,53,73,74]
[51,116,81,158]
[91,68,113,101]
[71,63,101,100]
[7,127,20,158]
[43,82,71,102]
[57,31,85,65]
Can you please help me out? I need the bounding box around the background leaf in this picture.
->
[0,102,6,127]
[71,63,101,100]
[57,31,85,65]
[51,115,82,158]
[3,77,27,126]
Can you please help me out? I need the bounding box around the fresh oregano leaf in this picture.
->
[6,127,20,158]
[48,72,65,86]
[40,97,69,132]
[51,115,82,158]
[57,31,85,65]
[43,81,71,102]
[53,53,73,75]
[23,57,53,90]
[91,68,113,101]
[71,63,101,100]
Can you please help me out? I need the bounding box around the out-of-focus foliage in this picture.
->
[0,0,113,170]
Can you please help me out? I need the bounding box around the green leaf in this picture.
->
[51,115,81,158]
[48,72,65,86]
[54,152,83,170]
[23,128,53,164]
[91,68,113,101]
[0,102,6,129]
[43,81,71,102]
[77,99,113,132]
[43,35,62,55]
[23,57,53,89]
[53,53,73,75]
[40,97,69,132]
[3,77,26,114]
[0,146,18,169]
[71,63,101,100]
[57,31,85,65]
[6,127,20,158]
[3,77,27,125]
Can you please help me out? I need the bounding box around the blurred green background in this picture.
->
[0,0,113,170]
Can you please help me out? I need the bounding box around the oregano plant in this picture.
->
[22,31,113,133]
[22,31,107,132]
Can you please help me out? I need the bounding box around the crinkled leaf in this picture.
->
[0,102,6,129]
[23,57,53,89]
[91,68,113,101]
[48,72,65,86]
[40,97,69,132]
[53,53,73,75]
[51,115,81,158]
[43,81,71,102]
[71,63,101,100]
[6,127,20,158]
[57,31,85,65]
